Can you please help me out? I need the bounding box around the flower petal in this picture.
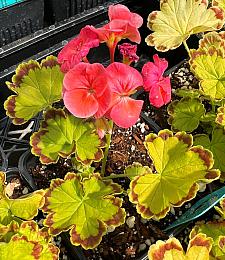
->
[63,63,91,91]
[153,54,168,75]
[94,84,112,118]
[110,97,143,128]
[63,63,111,119]
[108,4,143,28]
[58,26,100,73]
[63,63,106,92]
[149,79,171,108]
[109,20,141,44]
[107,62,143,94]
[64,89,98,118]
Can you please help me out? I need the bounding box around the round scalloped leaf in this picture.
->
[129,130,220,220]
[4,56,64,125]
[0,221,59,259]
[190,50,225,100]
[215,198,225,219]
[42,173,125,249]
[194,128,225,181]
[146,0,224,52]
[175,89,201,99]
[216,106,225,127]
[124,163,152,180]
[0,235,42,260]
[198,31,225,57]
[0,221,19,242]
[0,172,44,225]
[148,233,212,260]
[30,108,105,165]
[18,221,59,260]
[213,0,225,12]
[167,97,205,132]
[191,220,225,258]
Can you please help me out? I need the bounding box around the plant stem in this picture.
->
[103,173,137,180]
[83,56,89,63]
[101,120,113,176]
[109,40,119,63]
[183,40,190,57]
[211,99,216,113]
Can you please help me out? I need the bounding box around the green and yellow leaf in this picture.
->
[4,56,64,125]
[167,97,205,132]
[146,0,224,52]
[148,233,212,260]
[175,88,201,99]
[215,198,225,219]
[19,221,59,260]
[194,128,225,181]
[190,49,225,100]
[42,172,125,249]
[216,106,225,127]
[0,221,19,242]
[124,163,152,180]
[30,108,105,165]
[129,130,220,220]
[0,172,44,225]
[213,0,225,12]
[0,235,42,260]
[195,31,225,57]
[0,220,59,260]
[191,220,225,259]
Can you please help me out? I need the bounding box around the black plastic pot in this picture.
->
[18,150,38,190]
[0,0,44,47]
[0,145,7,171]
[4,167,34,192]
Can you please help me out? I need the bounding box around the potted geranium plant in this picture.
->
[1,1,225,259]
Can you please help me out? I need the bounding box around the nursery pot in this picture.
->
[0,145,7,171]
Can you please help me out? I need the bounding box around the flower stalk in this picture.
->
[101,120,114,176]
[183,40,191,57]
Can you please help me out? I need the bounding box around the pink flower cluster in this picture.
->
[58,4,171,130]
[63,62,143,128]
[142,55,171,108]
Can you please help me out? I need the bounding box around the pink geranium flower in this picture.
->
[90,4,143,63]
[106,62,143,128]
[142,54,171,108]
[63,63,111,118]
[58,25,100,73]
[118,43,139,65]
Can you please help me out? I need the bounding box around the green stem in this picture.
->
[103,173,137,180]
[101,120,113,176]
[183,40,191,57]
[211,99,216,113]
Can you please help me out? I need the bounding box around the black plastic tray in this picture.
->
[47,0,119,23]
[0,0,44,47]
